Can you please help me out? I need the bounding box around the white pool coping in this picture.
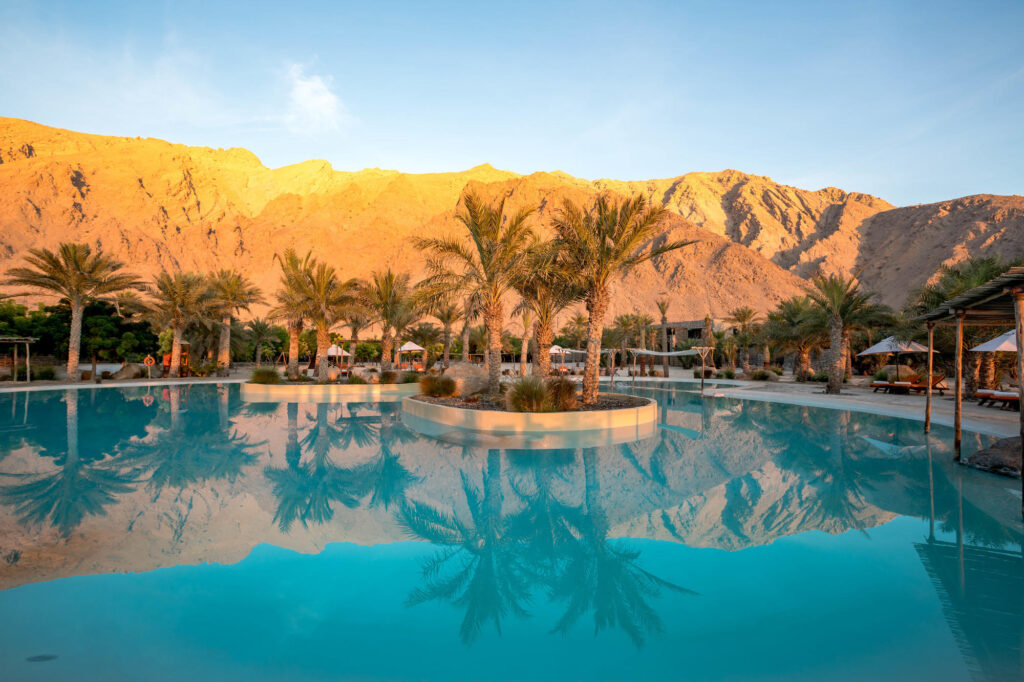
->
[0,377,247,394]
[401,393,657,434]
[241,381,421,403]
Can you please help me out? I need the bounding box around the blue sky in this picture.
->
[1,0,1022,205]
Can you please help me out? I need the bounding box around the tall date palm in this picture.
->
[147,272,215,378]
[3,243,143,381]
[552,195,696,404]
[210,269,263,375]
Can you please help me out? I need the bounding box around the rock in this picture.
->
[444,362,489,396]
[112,363,145,380]
[966,437,1022,478]
[327,366,341,382]
[879,364,916,379]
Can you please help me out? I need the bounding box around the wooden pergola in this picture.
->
[917,266,1024,517]
[0,336,38,383]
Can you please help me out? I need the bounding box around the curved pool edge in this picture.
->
[241,382,421,403]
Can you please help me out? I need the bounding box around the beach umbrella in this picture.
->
[326,344,350,357]
[857,336,932,381]
[970,330,1016,353]
[398,341,425,352]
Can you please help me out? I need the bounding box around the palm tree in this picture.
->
[341,308,372,366]
[763,296,824,379]
[418,191,537,394]
[247,318,275,366]
[362,269,414,372]
[514,241,584,377]
[560,313,588,350]
[807,273,890,394]
[408,322,440,367]
[210,269,263,375]
[292,259,361,382]
[724,306,761,374]
[459,293,482,363]
[655,299,670,377]
[271,249,312,380]
[519,309,532,376]
[147,272,214,378]
[3,243,143,381]
[431,300,462,371]
[551,195,696,404]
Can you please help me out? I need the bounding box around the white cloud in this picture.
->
[284,64,351,135]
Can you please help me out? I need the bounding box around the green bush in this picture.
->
[346,374,367,385]
[506,376,553,413]
[250,368,281,384]
[401,372,421,384]
[545,377,578,411]
[771,367,784,376]
[750,369,770,381]
[715,369,735,379]
[32,365,57,380]
[379,370,397,384]
[872,369,889,381]
[192,362,219,378]
[290,374,314,383]
[420,374,456,397]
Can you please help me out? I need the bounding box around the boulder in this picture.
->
[966,437,1021,478]
[327,366,342,382]
[112,363,145,380]
[444,361,489,396]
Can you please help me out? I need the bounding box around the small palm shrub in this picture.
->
[401,372,421,384]
[379,370,397,384]
[873,369,889,381]
[716,369,735,379]
[750,369,770,381]
[28,366,57,380]
[251,368,281,384]
[291,374,314,382]
[771,367,784,376]
[346,374,367,385]
[693,368,714,379]
[506,376,553,413]
[420,375,456,397]
[545,377,578,411]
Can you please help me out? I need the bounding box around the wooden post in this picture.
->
[954,311,964,461]
[924,323,934,433]
[1013,290,1024,519]
[12,344,17,383]
[25,341,30,383]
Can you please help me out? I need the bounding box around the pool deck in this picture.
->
[616,375,1020,439]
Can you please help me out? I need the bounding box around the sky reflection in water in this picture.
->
[0,383,1020,681]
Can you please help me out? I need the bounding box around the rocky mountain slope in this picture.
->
[1,117,1022,315]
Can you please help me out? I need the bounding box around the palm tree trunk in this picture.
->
[798,347,811,380]
[381,331,394,372]
[965,350,980,398]
[979,351,996,389]
[286,402,300,468]
[519,332,528,377]
[351,330,359,367]
[536,318,554,377]
[741,345,750,374]
[582,288,609,405]
[843,333,853,379]
[65,389,78,467]
[315,325,330,382]
[421,348,428,367]
[485,301,502,395]
[827,315,843,394]
[218,384,229,431]
[460,323,471,363]
[255,341,262,367]
[169,325,184,378]
[763,344,770,370]
[217,314,232,374]
[442,324,452,371]
[67,299,84,382]
[287,319,301,380]
[661,318,669,377]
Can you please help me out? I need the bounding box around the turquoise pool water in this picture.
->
[0,383,1020,681]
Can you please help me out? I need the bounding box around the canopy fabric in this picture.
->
[549,345,566,354]
[857,336,931,356]
[628,348,698,357]
[326,344,351,357]
[398,341,425,352]
[970,330,1017,353]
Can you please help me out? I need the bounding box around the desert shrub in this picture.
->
[872,369,889,381]
[750,369,770,381]
[506,376,553,412]
[250,368,281,384]
[420,374,456,397]
[346,374,367,384]
[401,372,421,384]
[693,368,714,379]
[545,377,578,411]
[32,365,57,380]
[379,370,397,384]
[190,362,219,378]
[715,369,735,379]
[290,374,314,382]
[771,367,784,376]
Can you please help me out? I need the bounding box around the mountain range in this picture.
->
[2,117,1023,319]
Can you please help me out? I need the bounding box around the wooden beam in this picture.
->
[954,311,964,461]
[925,322,934,433]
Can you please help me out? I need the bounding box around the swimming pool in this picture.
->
[0,383,1020,681]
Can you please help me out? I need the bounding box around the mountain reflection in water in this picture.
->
[0,383,1020,672]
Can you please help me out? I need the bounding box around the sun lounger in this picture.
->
[975,389,997,406]
[989,390,1020,410]
[909,375,946,396]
